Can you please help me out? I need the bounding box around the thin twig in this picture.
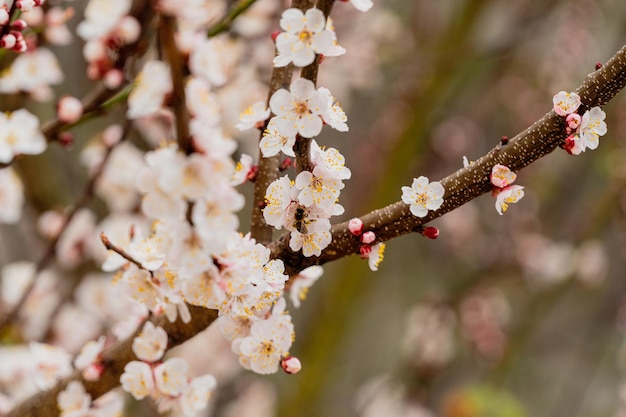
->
[206,0,258,37]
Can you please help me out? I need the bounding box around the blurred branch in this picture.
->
[206,0,258,38]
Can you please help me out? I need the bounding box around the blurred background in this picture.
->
[3,0,626,416]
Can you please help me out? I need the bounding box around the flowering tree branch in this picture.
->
[250,0,316,242]
[269,42,626,274]
[6,37,626,417]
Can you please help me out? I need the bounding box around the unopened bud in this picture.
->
[0,9,8,26]
[281,356,302,374]
[103,69,125,89]
[57,95,84,124]
[361,231,375,244]
[348,218,364,236]
[58,132,74,148]
[246,165,259,182]
[102,124,123,147]
[1,34,16,49]
[359,245,372,259]
[501,135,509,145]
[279,157,293,171]
[82,363,105,381]
[421,226,439,240]
[271,31,281,41]
[11,19,27,31]
[595,62,602,70]
[566,113,581,130]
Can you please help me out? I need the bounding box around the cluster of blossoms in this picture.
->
[552,91,608,155]
[237,6,352,260]
[77,0,140,84]
[490,164,524,215]
[118,322,216,414]
[347,218,385,271]
[0,0,45,53]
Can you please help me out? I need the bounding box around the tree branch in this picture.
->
[250,0,316,243]
[7,23,626,417]
[269,42,626,275]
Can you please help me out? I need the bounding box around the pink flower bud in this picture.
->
[0,9,10,26]
[102,124,123,147]
[279,157,293,171]
[13,39,27,53]
[58,132,74,148]
[359,245,372,259]
[57,95,84,124]
[348,218,364,235]
[11,19,27,31]
[421,226,439,240]
[361,231,375,244]
[246,165,259,182]
[271,31,281,41]
[103,69,124,89]
[566,113,581,130]
[1,34,16,49]
[82,363,105,381]
[281,356,302,374]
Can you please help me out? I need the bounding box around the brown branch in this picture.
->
[4,306,218,417]
[269,42,626,275]
[250,0,316,243]
[293,1,335,174]
[158,14,192,154]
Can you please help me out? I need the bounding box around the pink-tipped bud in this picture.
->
[102,124,123,147]
[58,132,74,148]
[279,157,293,171]
[271,31,281,41]
[82,363,105,381]
[359,245,372,259]
[103,69,124,89]
[246,165,259,182]
[361,231,375,244]
[595,62,602,70]
[566,113,581,131]
[16,0,36,12]
[318,54,326,64]
[57,95,84,124]
[421,226,439,240]
[11,19,27,31]
[13,39,27,53]
[1,34,16,49]
[348,218,364,236]
[0,9,10,25]
[281,356,302,374]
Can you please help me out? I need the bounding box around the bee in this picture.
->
[293,206,309,234]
